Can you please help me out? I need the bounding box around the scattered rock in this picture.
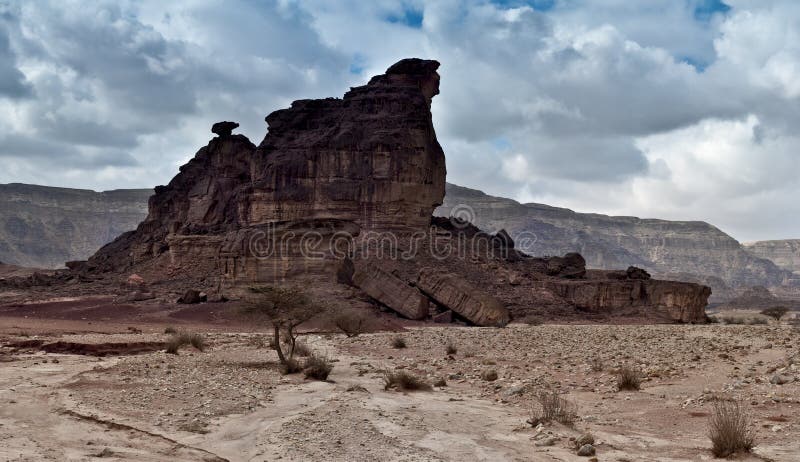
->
[177,289,207,304]
[577,444,596,457]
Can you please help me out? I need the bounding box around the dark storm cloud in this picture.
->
[0,20,30,98]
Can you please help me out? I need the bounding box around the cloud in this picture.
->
[0,0,798,241]
[0,13,31,98]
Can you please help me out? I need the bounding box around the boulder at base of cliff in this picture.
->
[417,268,510,327]
[351,262,429,320]
[178,289,207,304]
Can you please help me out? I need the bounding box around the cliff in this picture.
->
[435,183,796,298]
[0,183,150,268]
[744,240,800,276]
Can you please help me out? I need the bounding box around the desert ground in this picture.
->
[1,301,798,462]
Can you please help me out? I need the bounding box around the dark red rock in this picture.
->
[211,121,239,137]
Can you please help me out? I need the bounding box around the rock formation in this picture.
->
[84,58,446,281]
[48,58,713,325]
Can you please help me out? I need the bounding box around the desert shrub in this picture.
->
[528,390,577,426]
[761,306,789,321]
[292,340,311,357]
[303,353,333,380]
[709,400,754,457]
[616,366,642,391]
[165,332,206,354]
[164,326,177,335]
[481,369,498,381]
[280,357,303,375]
[746,316,769,325]
[383,370,432,391]
[392,336,407,349]
[445,343,458,355]
[589,357,604,372]
[334,310,367,337]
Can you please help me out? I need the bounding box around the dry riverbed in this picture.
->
[1,324,798,461]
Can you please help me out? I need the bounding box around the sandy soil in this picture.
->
[1,318,798,461]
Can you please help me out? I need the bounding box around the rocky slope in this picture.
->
[745,240,800,276]
[435,184,797,298]
[0,183,150,268]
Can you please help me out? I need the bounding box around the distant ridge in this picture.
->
[435,183,799,300]
[0,183,151,268]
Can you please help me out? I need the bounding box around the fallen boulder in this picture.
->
[417,268,510,327]
[352,262,428,320]
[177,289,207,304]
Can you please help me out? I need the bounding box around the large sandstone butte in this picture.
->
[72,58,709,325]
[87,58,446,279]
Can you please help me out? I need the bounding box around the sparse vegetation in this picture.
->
[303,353,333,381]
[164,326,177,335]
[616,365,642,391]
[709,400,754,458]
[334,309,367,337]
[165,332,206,355]
[761,306,789,321]
[383,370,432,391]
[280,357,303,375]
[716,315,770,325]
[528,390,577,426]
[244,286,326,373]
[292,340,311,357]
[445,343,457,355]
[391,336,407,349]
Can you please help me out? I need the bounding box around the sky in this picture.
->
[0,0,798,242]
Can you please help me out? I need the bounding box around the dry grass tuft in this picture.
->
[528,390,577,426]
[391,336,407,349]
[165,332,206,355]
[280,357,303,375]
[616,365,642,391]
[303,353,333,381]
[383,370,432,391]
[709,400,754,458]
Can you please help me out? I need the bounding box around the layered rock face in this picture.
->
[0,184,150,268]
[745,240,800,276]
[86,59,446,280]
[436,183,796,298]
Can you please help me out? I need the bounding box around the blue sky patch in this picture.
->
[490,0,556,12]
[385,6,423,28]
[693,0,731,22]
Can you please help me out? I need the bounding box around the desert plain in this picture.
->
[1,299,798,462]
